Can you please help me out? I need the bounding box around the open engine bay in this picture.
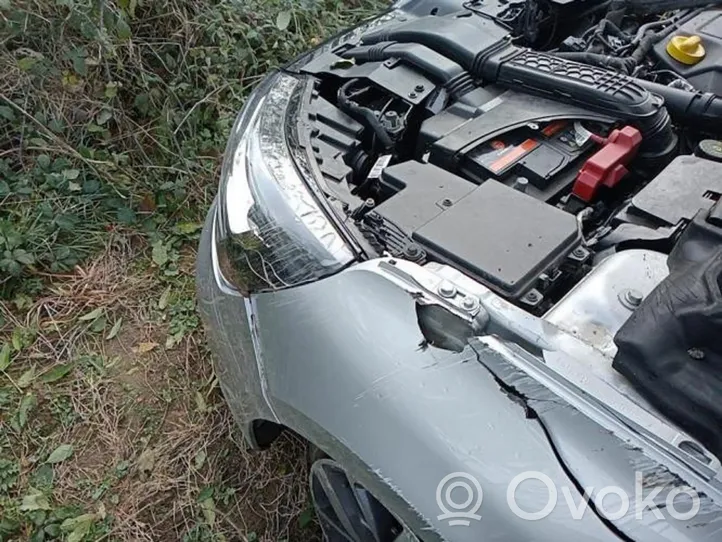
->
[285,0,722,463]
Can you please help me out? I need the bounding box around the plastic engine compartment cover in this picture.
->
[631,155,722,226]
[653,9,722,95]
[413,180,581,298]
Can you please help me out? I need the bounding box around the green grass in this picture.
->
[0,1,386,540]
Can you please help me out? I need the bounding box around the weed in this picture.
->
[1,0,387,540]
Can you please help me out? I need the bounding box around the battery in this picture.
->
[463,121,596,195]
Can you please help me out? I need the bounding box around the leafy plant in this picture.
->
[0,459,19,494]
[0,0,386,539]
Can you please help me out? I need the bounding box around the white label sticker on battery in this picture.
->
[574,122,593,147]
[368,154,392,179]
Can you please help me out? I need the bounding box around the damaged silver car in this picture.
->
[197,0,722,539]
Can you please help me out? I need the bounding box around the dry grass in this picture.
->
[1,1,387,539]
[1,239,318,541]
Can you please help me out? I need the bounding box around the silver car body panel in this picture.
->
[197,199,722,541]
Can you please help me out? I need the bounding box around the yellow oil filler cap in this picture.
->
[667,35,706,65]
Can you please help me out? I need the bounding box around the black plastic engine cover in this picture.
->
[614,206,722,461]
[412,179,581,298]
[652,10,722,95]
[630,155,722,227]
[371,165,581,299]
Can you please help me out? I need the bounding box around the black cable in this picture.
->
[625,0,722,14]
[337,80,394,150]
[628,7,705,66]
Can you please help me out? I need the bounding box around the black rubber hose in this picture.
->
[337,80,394,149]
[477,47,677,160]
[360,12,510,72]
[560,10,705,73]
[342,42,475,98]
[625,0,722,14]
[605,1,628,26]
[627,10,697,66]
[636,80,722,133]
[597,19,631,41]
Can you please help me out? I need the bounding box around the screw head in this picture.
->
[620,289,643,309]
[405,244,420,257]
[438,281,457,299]
[461,296,479,312]
[441,198,453,207]
[573,248,587,258]
[414,84,425,92]
[408,92,417,99]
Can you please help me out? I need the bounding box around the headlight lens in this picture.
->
[216,72,355,296]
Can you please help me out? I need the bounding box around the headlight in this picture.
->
[215,72,355,296]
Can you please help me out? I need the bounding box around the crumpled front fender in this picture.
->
[253,262,617,541]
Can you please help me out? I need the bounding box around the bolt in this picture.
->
[441,198,454,207]
[405,244,420,258]
[408,92,417,99]
[461,296,479,312]
[383,110,401,130]
[620,289,643,309]
[414,84,425,92]
[438,281,457,299]
[512,177,529,193]
[528,122,540,130]
[573,248,587,259]
[526,292,539,303]
[625,289,643,307]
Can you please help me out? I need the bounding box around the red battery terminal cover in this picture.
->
[572,125,643,202]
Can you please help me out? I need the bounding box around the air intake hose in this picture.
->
[625,0,722,14]
[341,42,475,99]
[636,80,722,134]
[361,13,678,160]
[478,47,678,159]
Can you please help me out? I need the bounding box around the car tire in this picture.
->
[310,458,411,542]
